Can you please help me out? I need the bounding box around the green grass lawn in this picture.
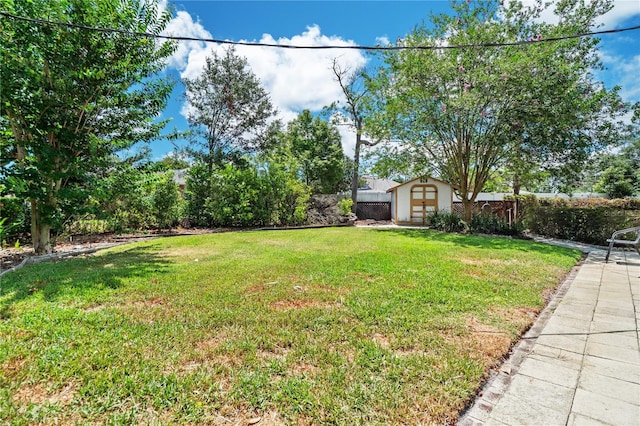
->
[0,227,580,425]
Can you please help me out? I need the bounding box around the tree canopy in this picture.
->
[0,0,176,253]
[287,110,346,194]
[367,0,635,219]
[183,47,276,171]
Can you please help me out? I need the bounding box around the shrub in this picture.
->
[0,196,29,245]
[185,161,310,228]
[524,203,639,245]
[151,172,183,230]
[428,211,466,233]
[337,198,354,216]
[469,213,524,236]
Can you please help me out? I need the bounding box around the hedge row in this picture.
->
[522,198,640,245]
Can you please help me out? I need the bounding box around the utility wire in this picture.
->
[1,10,639,50]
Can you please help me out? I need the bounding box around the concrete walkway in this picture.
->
[459,246,640,426]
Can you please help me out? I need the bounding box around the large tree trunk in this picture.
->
[512,173,521,220]
[461,197,474,222]
[350,133,362,215]
[30,200,52,255]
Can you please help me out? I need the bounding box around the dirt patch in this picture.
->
[12,381,76,406]
[1,357,27,378]
[245,282,279,294]
[372,333,391,349]
[352,272,376,282]
[464,315,512,362]
[290,361,319,377]
[459,258,518,266]
[124,296,167,309]
[194,334,227,352]
[488,306,538,331]
[460,258,484,266]
[269,300,341,310]
[216,410,284,426]
[83,304,105,313]
[257,346,289,363]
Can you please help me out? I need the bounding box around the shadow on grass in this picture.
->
[372,227,577,255]
[0,244,172,319]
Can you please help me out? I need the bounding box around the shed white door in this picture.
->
[410,185,437,224]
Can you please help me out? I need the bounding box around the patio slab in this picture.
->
[459,246,640,426]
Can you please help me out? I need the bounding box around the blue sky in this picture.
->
[154,0,640,160]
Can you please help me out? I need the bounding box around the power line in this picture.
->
[1,10,639,51]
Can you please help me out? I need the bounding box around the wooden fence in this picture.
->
[452,200,518,222]
[356,202,392,221]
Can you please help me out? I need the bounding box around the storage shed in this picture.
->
[387,176,454,225]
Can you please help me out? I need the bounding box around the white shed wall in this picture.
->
[391,177,453,224]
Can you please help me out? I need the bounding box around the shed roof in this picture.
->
[387,175,453,192]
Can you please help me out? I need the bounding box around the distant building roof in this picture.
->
[173,168,188,186]
[360,176,400,192]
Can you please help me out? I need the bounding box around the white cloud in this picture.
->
[515,0,640,27]
[161,10,211,71]
[376,36,391,46]
[600,52,640,101]
[163,8,369,156]
[598,0,640,27]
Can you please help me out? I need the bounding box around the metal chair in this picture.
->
[605,226,640,262]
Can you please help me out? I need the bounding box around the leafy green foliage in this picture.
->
[184,160,310,228]
[0,0,176,253]
[0,196,29,245]
[151,172,183,230]
[427,211,467,233]
[183,47,276,170]
[337,198,354,216]
[523,198,640,245]
[94,166,183,232]
[284,110,346,194]
[367,0,634,216]
[469,214,524,236]
[0,228,580,424]
[593,139,640,198]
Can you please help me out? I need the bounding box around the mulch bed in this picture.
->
[0,229,223,272]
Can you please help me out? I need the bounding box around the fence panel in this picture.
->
[356,202,391,220]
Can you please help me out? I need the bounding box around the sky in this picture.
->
[152,0,640,161]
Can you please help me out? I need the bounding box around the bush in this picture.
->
[185,161,310,228]
[524,203,639,245]
[469,214,524,236]
[428,211,466,233]
[151,172,183,230]
[0,196,29,245]
[337,198,353,216]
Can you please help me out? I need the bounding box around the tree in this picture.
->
[498,0,632,196]
[330,59,377,211]
[593,139,640,198]
[285,110,346,194]
[183,47,276,171]
[0,0,175,254]
[368,0,633,220]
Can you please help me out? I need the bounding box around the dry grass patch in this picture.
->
[12,381,76,406]
[465,315,512,362]
[489,305,538,331]
[1,357,27,379]
[372,332,391,349]
[289,361,319,377]
[269,300,341,310]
